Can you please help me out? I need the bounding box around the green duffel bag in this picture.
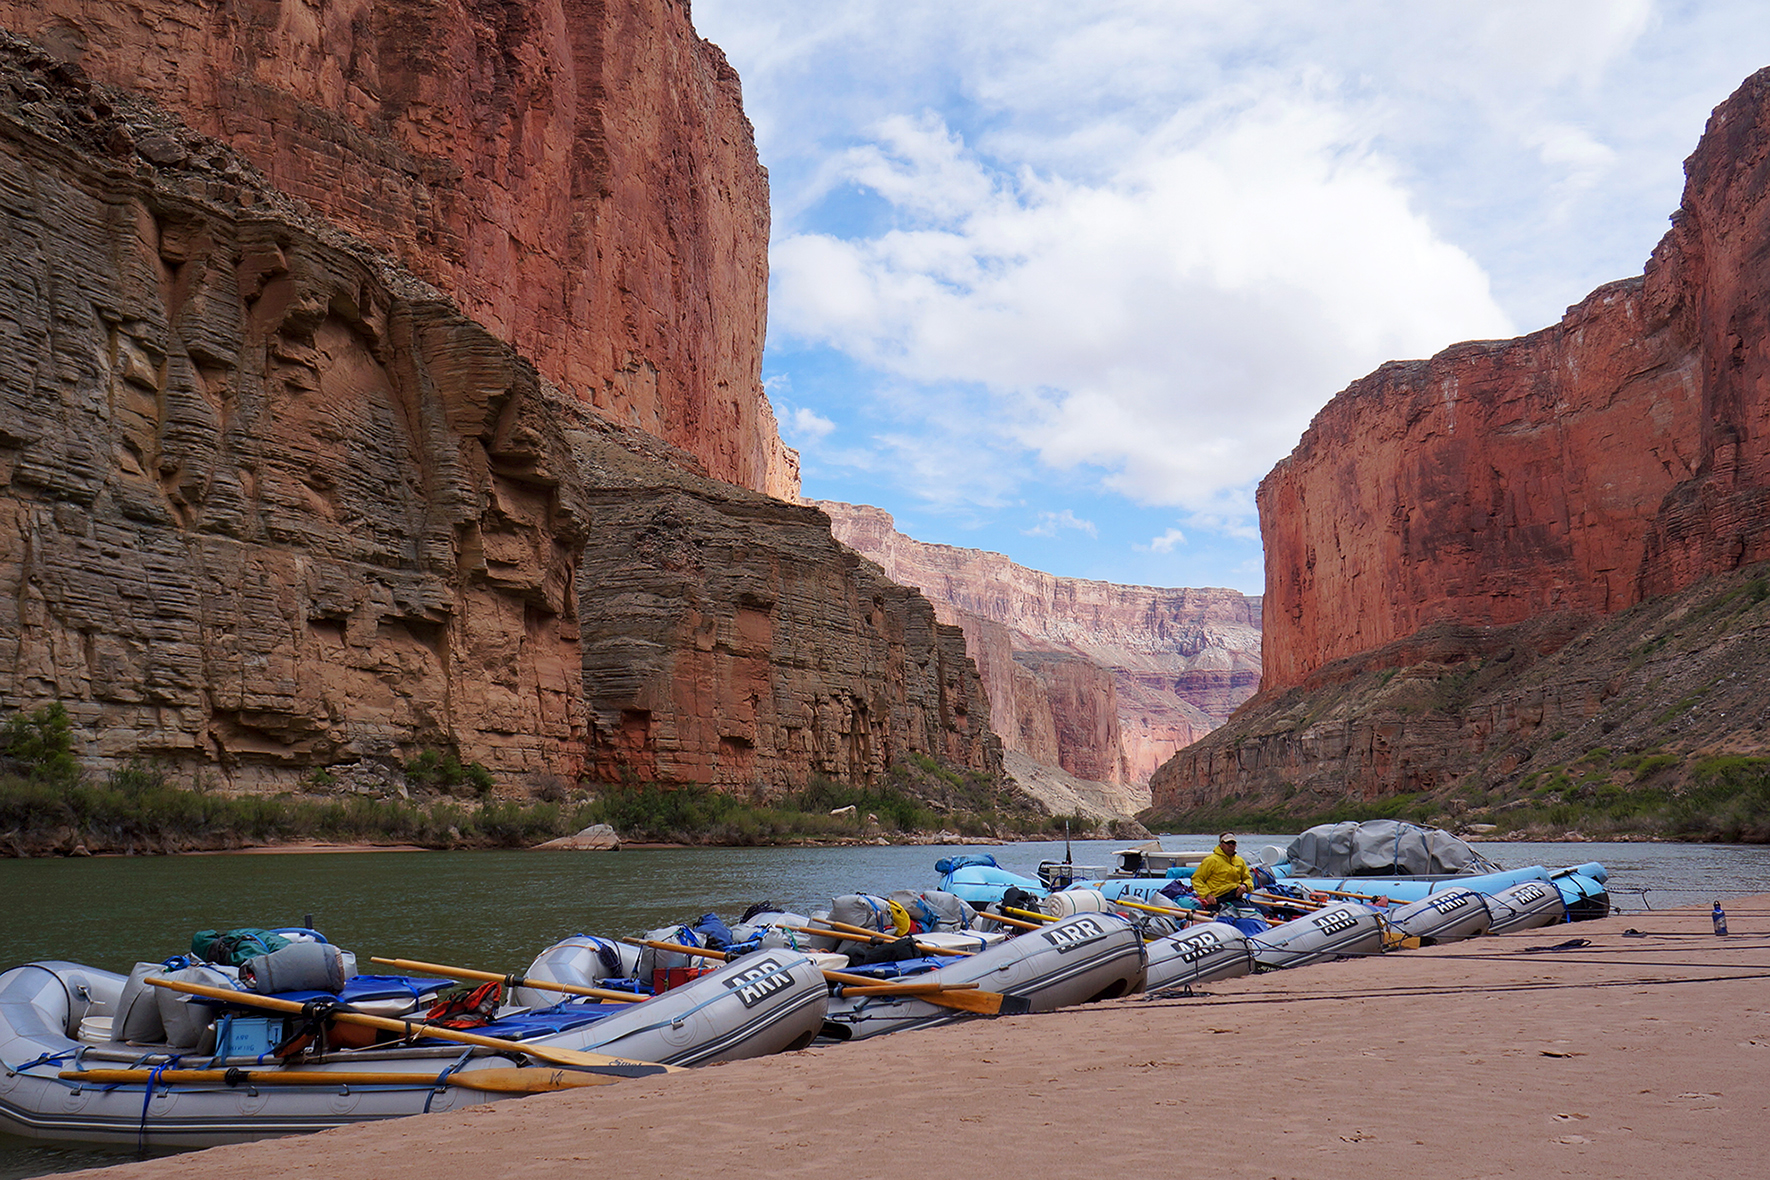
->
[191,928,293,966]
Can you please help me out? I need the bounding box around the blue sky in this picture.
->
[693,2,1770,594]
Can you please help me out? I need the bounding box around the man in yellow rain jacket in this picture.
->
[1191,834,1254,909]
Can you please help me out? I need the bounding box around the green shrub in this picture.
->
[1,703,80,785]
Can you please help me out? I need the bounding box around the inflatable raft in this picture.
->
[819,911,1145,1041]
[0,948,828,1149]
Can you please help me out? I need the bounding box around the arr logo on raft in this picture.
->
[1042,917,1107,952]
[723,957,795,1008]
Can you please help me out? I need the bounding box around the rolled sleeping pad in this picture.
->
[1385,886,1492,945]
[1142,921,1253,992]
[242,942,351,994]
[1483,879,1566,934]
[1042,889,1111,918]
[1251,902,1385,971]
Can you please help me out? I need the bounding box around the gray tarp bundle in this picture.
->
[1282,821,1501,877]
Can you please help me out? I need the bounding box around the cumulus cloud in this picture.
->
[771,94,1512,509]
[786,406,836,442]
[1139,528,1188,554]
[1024,509,1099,539]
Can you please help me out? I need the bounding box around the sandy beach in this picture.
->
[66,899,1770,1180]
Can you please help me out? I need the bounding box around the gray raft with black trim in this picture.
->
[1482,879,1567,933]
[0,949,827,1149]
[819,911,1146,1041]
[1141,921,1253,993]
[1250,902,1387,970]
[1383,886,1493,945]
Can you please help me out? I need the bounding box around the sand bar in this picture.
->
[67,899,1770,1180]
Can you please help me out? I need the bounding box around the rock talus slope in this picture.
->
[821,502,1261,799]
[1153,67,1770,813]
[3,0,798,499]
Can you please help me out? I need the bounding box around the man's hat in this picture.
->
[1219,832,1236,844]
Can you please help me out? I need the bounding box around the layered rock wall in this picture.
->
[575,490,1001,792]
[820,501,1261,786]
[0,35,998,796]
[3,0,798,498]
[0,43,587,785]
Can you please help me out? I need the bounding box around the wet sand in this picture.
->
[68,899,1770,1180]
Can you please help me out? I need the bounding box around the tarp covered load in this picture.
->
[1282,821,1500,877]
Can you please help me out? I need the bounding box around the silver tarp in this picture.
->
[1282,820,1498,877]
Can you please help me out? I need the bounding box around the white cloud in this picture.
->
[1139,528,1187,554]
[786,406,836,442]
[771,95,1512,509]
[1024,509,1098,538]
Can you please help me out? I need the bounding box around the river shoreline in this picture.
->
[53,897,1770,1180]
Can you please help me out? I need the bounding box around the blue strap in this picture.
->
[421,1049,476,1113]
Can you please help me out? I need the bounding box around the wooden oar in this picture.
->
[1003,906,1057,923]
[792,920,971,957]
[1311,886,1399,906]
[60,1066,618,1094]
[1249,891,1327,910]
[835,980,981,996]
[978,909,1043,931]
[369,956,645,1003]
[144,977,675,1076]
[617,937,1022,1016]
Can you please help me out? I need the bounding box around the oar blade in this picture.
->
[450,1067,630,1093]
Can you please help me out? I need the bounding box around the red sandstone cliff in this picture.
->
[1152,67,1770,816]
[820,502,1261,790]
[4,0,798,499]
[1258,68,1769,694]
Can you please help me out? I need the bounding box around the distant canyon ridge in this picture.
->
[821,503,1260,811]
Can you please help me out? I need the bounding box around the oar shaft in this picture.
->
[143,977,671,1074]
[369,956,645,1004]
[1002,906,1057,923]
[792,921,969,957]
[979,909,1043,931]
[58,1067,618,1093]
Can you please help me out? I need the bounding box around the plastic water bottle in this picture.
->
[1713,901,1729,936]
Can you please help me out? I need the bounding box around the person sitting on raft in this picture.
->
[1192,834,1255,910]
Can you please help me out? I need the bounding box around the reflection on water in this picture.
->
[2,833,1767,1176]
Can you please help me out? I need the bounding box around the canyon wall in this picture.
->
[820,502,1261,790]
[1153,66,1770,814]
[2,0,798,499]
[0,36,588,785]
[0,34,998,794]
[1259,67,1769,694]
